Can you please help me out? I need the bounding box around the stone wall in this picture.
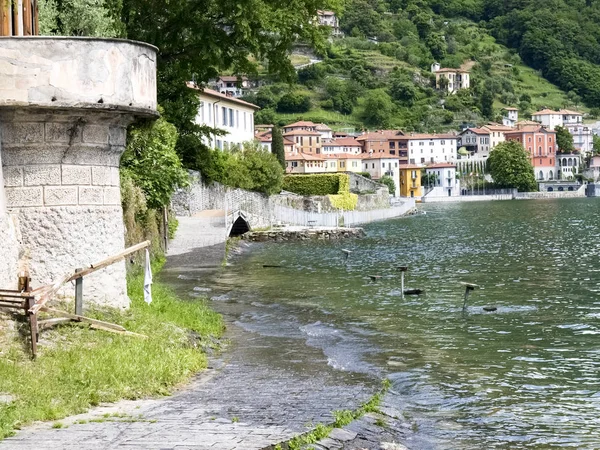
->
[0,38,157,309]
[515,185,586,200]
[348,172,388,195]
[0,144,18,288]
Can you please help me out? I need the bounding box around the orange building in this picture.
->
[505,125,557,181]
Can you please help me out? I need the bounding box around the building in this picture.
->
[317,10,342,36]
[399,164,423,199]
[321,137,362,155]
[584,156,600,182]
[565,123,594,154]
[284,152,325,174]
[557,153,582,180]
[502,107,519,127]
[361,152,400,196]
[482,123,514,149]
[505,125,557,181]
[531,109,593,154]
[255,130,297,154]
[458,128,490,158]
[214,76,250,98]
[432,65,470,93]
[400,133,458,164]
[283,129,322,154]
[190,84,259,150]
[315,123,334,142]
[424,163,460,198]
[531,109,583,130]
[324,154,364,173]
[356,130,402,156]
[283,121,317,134]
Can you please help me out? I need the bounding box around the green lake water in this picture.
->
[205,198,600,448]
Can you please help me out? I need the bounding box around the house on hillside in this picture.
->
[431,63,470,93]
[400,133,458,165]
[283,121,317,134]
[189,83,259,150]
[317,10,343,36]
[502,107,519,127]
[324,154,364,173]
[424,163,460,198]
[213,76,250,98]
[283,129,322,154]
[458,128,490,158]
[321,137,362,155]
[531,109,593,154]
[315,123,333,141]
[356,130,403,156]
[505,125,557,181]
[482,123,514,150]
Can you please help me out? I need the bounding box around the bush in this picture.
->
[276,92,312,113]
[380,175,396,195]
[283,173,351,196]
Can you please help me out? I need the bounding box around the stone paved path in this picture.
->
[1,215,379,449]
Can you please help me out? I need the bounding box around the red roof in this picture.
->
[461,127,489,135]
[361,152,397,160]
[284,121,316,128]
[323,153,362,159]
[436,68,468,73]
[324,137,362,147]
[402,133,457,140]
[399,164,423,169]
[285,152,324,161]
[218,75,248,83]
[187,83,260,109]
[502,107,519,111]
[283,129,321,137]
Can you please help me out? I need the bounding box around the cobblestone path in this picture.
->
[1,215,379,449]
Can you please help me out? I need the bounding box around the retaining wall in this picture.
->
[515,185,586,200]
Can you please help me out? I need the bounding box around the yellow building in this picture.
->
[324,154,363,173]
[399,164,423,198]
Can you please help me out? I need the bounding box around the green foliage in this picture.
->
[271,126,286,169]
[379,175,396,194]
[192,143,284,195]
[38,0,124,36]
[328,192,358,210]
[0,263,223,439]
[358,171,371,179]
[487,141,537,192]
[121,117,189,210]
[360,89,394,128]
[283,173,350,196]
[555,126,575,154]
[277,91,312,113]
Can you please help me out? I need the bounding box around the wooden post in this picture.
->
[163,207,168,252]
[74,268,83,316]
[19,272,37,358]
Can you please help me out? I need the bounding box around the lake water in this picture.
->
[195,199,600,449]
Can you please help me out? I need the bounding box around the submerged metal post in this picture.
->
[398,266,408,299]
[461,282,478,313]
[342,249,352,263]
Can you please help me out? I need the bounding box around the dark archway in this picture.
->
[229,216,250,237]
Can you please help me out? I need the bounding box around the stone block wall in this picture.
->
[0,110,132,308]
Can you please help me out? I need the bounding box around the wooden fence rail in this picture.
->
[0,240,151,357]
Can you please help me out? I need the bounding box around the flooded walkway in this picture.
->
[1,215,380,449]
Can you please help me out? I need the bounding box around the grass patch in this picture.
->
[280,379,391,450]
[0,260,223,440]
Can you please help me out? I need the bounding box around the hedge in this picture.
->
[329,192,358,211]
[283,173,351,196]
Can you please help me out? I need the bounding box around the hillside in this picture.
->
[244,1,592,132]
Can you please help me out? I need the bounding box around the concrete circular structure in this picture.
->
[0,37,157,308]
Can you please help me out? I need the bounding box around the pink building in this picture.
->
[505,125,557,181]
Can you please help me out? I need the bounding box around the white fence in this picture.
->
[272,200,416,227]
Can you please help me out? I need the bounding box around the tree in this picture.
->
[38,0,124,36]
[555,126,575,154]
[487,141,537,192]
[271,126,286,169]
[276,92,312,113]
[360,89,394,128]
[380,175,396,195]
[593,135,600,155]
[121,116,189,209]
[480,88,494,120]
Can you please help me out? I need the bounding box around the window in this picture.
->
[229,108,234,127]
[419,142,424,146]
[390,142,396,149]
[208,103,212,122]
[382,163,385,168]
[441,140,445,145]
[429,141,434,146]
[222,107,227,126]
[421,157,425,163]
[199,101,205,122]
[216,139,222,150]
[236,111,239,129]
[243,112,247,130]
